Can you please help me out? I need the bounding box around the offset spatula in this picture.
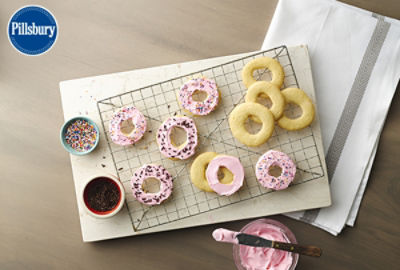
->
[236,233,322,257]
[213,228,322,257]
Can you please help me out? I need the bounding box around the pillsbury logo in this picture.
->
[8,6,58,55]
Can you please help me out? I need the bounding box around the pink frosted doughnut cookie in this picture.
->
[206,155,244,196]
[156,116,198,160]
[131,164,173,205]
[109,106,146,146]
[178,78,219,116]
[255,150,296,190]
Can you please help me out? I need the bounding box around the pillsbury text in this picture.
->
[11,22,56,38]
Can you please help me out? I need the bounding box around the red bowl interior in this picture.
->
[83,177,122,215]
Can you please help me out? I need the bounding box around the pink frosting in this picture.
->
[256,150,296,190]
[131,164,173,205]
[206,156,244,196]
[239,224,293,270]
[178,78,219,115]
[109,106,146,146]
[156,116,198,160]
[212,228,239,244]
[239,223,293,270]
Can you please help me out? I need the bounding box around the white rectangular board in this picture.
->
[60,45,331,242]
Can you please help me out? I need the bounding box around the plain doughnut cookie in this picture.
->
[190,152,234,192]
[245,81,285,120]
[277,88,315,131]
[242,57,285,88]
[229,102,275,147]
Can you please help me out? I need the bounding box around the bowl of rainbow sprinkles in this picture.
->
[60,116,100,156]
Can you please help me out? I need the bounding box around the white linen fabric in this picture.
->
[262,0,400,235]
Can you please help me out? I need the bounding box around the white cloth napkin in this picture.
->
[262,0,400,235]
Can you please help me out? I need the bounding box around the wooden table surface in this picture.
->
[1,0,399,269]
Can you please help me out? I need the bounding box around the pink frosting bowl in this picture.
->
[233,219,299,270]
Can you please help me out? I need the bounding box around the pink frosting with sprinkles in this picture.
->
[206,156,244,196]
[255,150,296,190]
[156,116,198,160]
[131,164,173,205]
[109,106,146,146]
[178,78,219,115]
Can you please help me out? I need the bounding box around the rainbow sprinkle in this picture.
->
[64,119,97,152]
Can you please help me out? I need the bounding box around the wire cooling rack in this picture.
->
[97,46,324,231]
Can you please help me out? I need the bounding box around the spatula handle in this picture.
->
[271,241,322,257]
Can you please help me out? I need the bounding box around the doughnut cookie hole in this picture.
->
[284,102,303,119]
[252,68,272,82]
[244,117,263,135]
[120,119,135,136]
[268,165,282,177]
[142,177,161,193]
[217,168,225,180]
[217,167,233,184]
[170,126,187,148]
[256,94,273,109]
[192,90,208,102]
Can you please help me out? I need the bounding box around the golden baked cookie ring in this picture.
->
[190,152,233,192]
[277,88,315,131]
[245,81,285,120]
[241,57,285,89]
[229,102,275,147]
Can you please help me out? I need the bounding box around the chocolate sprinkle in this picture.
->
[85,178,120,212]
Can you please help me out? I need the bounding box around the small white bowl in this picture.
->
[81,174,125,219]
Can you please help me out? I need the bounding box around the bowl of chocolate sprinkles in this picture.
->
[81,174,125,218]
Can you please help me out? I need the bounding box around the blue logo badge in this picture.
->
[8,6,58,56]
